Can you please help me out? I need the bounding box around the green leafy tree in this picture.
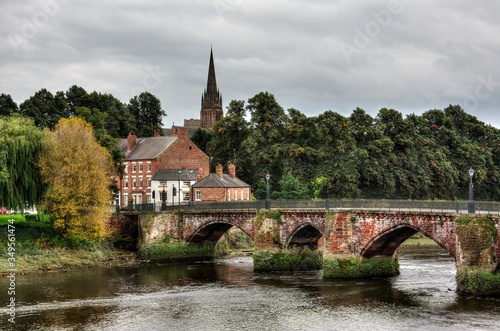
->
[128,92,166,137]
[208,100,250,178]
[39,117,114,242]
[315,111,360,198]
[350,108,396,198]
[282,108,320,186]
[0,94,18,116]
[19,88,69,129]
[0,115,46,209]
[245,92,287,191]
[190,127,214,154]
[274,172,310,199]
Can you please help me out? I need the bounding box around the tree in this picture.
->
[190,127,214,154]
[274,172,310,199]
[245,92,287,190]
[39,118,114,242]
[0,115,46,209]
[19,88,69,129]
[208,100,250,177]
[128,92,166,137]
[0,93,18,116]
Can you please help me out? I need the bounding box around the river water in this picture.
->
[2,247,500,331]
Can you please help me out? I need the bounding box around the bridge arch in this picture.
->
[360,224,456,260]
[186,220,252,244]
[286,223,323,249]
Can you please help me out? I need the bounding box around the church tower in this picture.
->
[200,48,223,130]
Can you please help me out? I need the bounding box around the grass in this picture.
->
[0,245,114,274]
[0,214,25,225]
[0,217,137,274]
[400,237,439,247]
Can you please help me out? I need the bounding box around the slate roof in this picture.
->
[117,136,178,161]
[191,173,250,188]
[152,169,198,181]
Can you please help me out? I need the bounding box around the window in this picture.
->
[147,177,151,188]
[146,194,152,203]
[139,176,143,188]
[195,190,201,201]
[132,163,136,172]
[123,194,128,205]
[183,181,190,188]
[133,193,142,204]
[147,162,152,172]
[235,189,238,200]
[183,192,190,201]
[124,163,128,173]
[246,188,250,200]
[139,163,143,172]
[241,189,244,201]
[124,178,129,188]
[227,189,231,201]
[132,177,137,188]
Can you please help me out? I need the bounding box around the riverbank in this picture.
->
[0,246,141,275]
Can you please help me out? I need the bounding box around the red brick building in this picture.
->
[191,163,251,203]
[116,128,209,207]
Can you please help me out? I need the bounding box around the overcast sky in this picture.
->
[1,0,499,130]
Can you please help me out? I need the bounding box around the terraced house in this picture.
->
[116,128,209,208]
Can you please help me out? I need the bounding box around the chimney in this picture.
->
[197,168,204,181]
[228,163,236,178]
[127,131,137,150]
[154,129,160,137]
[216,163,223,178]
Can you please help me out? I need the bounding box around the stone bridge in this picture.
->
[133,208,500,297]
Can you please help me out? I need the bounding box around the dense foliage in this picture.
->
[206,93,500,201]
[0,115,46,209]
[38,118,114,242]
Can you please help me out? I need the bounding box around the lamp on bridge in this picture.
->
[468,167,475,214]
[161,181,167,211]
[265,172,270,210]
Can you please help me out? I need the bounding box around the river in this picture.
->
[1,247,499,331]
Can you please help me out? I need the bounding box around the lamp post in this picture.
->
[468,167,475,214]
[265,172,270,210]
[161,181,167,211]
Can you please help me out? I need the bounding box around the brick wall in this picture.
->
[157,135,209,172]
[195,187,227,202]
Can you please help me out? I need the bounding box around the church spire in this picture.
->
[201,47,223,130]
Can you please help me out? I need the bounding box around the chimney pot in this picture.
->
[228,163,236,178]
[216,163,223,178]
[127,131,137,150]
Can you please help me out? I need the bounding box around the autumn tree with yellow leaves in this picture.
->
[39,118,114,243]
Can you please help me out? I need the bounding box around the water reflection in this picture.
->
[1,250,499,331]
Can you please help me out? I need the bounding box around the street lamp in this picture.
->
[265,172,270,209]
[161,181,167,211]
[468,167,475,213]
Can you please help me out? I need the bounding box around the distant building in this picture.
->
[200,47,223,130]
[151,169,199,206]
[164,47,224,135]
[191,163,251,203]
[116,129,209,207]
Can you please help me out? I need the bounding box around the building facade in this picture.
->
[191,163,251,203]
[116,129,209,208]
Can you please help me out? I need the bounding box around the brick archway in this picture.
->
[186,220,253,244]
[360,224,456,260]
[286,223,323,249]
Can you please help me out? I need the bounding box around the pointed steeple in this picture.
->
[201,47,223,130]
